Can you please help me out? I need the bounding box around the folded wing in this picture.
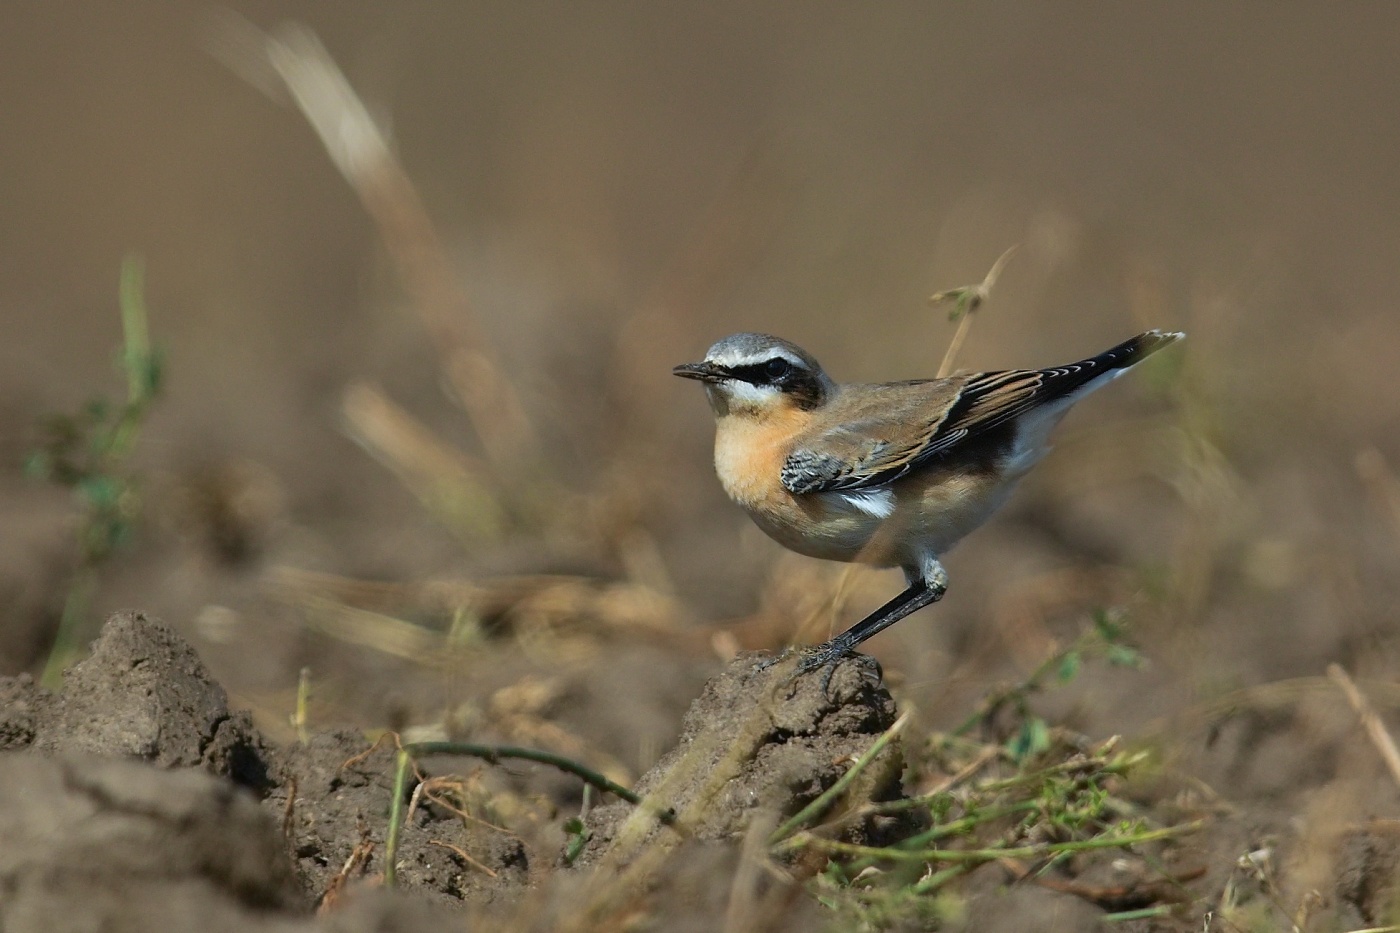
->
[780,330,1181,495]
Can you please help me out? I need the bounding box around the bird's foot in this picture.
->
[753,641,882,699]
[753,646,796,673]
[790,638,882,698]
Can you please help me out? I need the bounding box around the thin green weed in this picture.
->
[26,256,164,687]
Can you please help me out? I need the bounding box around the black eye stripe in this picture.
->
[728,360,796,384]
[713,357,827,410]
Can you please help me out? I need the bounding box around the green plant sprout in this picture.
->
[952,608,1143,762]
[27,256,164,687]
[774,613,1193,930]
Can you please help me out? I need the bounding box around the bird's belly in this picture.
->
[887,468,1019,562]
[745,494,886,563]
[725,472,1022,570]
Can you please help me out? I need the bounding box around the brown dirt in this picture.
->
[0,612,910,930]
[579,653,910,865]
[0,621,473,931]
[6,610,1395,931]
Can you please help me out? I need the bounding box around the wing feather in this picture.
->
[780,331,1180,495]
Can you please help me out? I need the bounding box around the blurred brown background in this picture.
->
[3,1,1400,789]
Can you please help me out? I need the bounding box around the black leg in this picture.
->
[795,581,938,668]
[789,573,946,693]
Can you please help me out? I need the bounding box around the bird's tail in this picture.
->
[1017,330,1184,410]
[1084,329,1185,375]
[993,329,1184,475]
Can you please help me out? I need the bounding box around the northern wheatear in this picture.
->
[674,329,1183,680]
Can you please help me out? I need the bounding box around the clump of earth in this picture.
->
[0,611,914,932]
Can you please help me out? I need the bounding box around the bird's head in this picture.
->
[673,333,834,418]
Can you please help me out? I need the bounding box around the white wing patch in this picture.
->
[838,488,896,519]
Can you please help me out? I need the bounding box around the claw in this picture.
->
[787,640,882,699]
[753,646,796,673]
[755,642,883,699]
[793,643,841,674]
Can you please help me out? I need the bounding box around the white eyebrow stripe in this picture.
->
[709,349,809,370]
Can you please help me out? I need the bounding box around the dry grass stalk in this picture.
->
[294,593,446,661]
[341,381,506,540]
[931,244,1018,379]
[339,730,400,773]
[412,775,515,839]
[317,828,376,914]
[426,839,498,878]
[281,775,299,840]
[722,811,780,933]
[1328,663,1400,790]
[1356,447,1400,545]
[210,18,536,469]
[271,565,701,675]
[914,743,1000,798]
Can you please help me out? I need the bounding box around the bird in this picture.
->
[673,329,1183,683]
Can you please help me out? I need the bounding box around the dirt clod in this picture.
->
[0,752,303,933]
[579,652,911,865]
[270,729,531,908]
[1334,826,1400,925]
[0,672,50,750]
[0,613,518,931]
[24,610,278,792]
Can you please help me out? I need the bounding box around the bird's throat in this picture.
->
[712,410,808,510]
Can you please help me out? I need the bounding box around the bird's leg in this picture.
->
[794,560,948,693]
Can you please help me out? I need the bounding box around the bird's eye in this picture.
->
[764,358,792,380]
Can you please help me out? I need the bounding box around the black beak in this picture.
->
[672,361,727,382]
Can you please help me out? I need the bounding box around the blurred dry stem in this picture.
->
[722,811,781,933]
[426,839,497,878]
[1328,663,1400,790]
[930,244,1017,379]
[294,665,311,744]
[316,830,375,914]
[293,592,448,662]
[272,566,692,662]
[411,774,514,840]
[212,18,537,472]
[341,381,506,542]
[1356,447,1400,546]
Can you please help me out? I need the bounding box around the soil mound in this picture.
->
[3,610,274,792]
[580,652,912,865]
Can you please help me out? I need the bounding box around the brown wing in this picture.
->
[778,373,1026,493]
[780,330,1181,494]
